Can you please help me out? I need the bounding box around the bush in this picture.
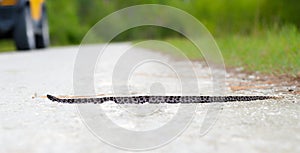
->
[46,0,300,45]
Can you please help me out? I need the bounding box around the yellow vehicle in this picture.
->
[0,0,49,50]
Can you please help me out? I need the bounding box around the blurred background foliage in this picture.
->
[46,0,300,45]
[0,0,298,75]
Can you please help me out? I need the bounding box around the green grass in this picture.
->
[1,24,299,77]
[137,26,300,76]
[0,40,14,53]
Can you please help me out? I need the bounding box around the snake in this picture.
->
[47,94,278,104]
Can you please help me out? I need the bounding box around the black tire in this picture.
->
[35,7,49,49]
[13,5,36,51]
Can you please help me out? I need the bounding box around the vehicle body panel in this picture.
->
[30,0,44,21]
[0,0,18,6]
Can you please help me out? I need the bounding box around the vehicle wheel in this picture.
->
[35,7,49,49]
[13,5,36,51]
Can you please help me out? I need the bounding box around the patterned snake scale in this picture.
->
[47,95,278,104]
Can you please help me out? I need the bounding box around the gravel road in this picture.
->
[0,44,299,153]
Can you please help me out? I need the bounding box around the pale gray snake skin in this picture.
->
[47,95,277,104]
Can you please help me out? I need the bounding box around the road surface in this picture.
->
[0,44,299,153]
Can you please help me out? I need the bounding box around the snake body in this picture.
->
[47,95,277,104]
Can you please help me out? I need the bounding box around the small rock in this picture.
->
[235,67,244,72]
[248,75,256,79]
[32,92,37,99]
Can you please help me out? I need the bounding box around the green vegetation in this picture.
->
[140,25,300,76]
[1,0,299,46]
[0,40,14,53]
[0,0,299,75]
[44,0,300,45]
[218,26,300,76]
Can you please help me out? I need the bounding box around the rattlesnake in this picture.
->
[47,94,278,104]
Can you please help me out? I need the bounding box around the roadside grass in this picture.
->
[0,25,299,77]
[137,26,300,76]
[0,40,14,53]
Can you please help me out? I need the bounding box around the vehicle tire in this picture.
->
[13,5,36,51]
[35,7,49,49]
